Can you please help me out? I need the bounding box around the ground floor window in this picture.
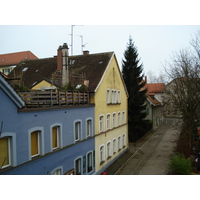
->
[0,137,10,168]
[31,131,40,158]
[75,158,82,175]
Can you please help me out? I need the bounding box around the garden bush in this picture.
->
[168,153,193,175]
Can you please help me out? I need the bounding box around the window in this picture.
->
[31,131,40,158]
[0,137,10,168]
[122,134,126,147]
[113,139,116,154]
[99,115,104,133]
[107,142,111,159]
[75,121,81,142]
[87,152,93,173]
[99,145,105,164]
[106,114,110,130]
[75,158,82,175]
[52,169,62,175]
[107,89,110,104]
[118,112,121,126]
[86,119,92,138]
[52,126,60,150]
[118,136,121,151]
[117,90,121,103]
[122,111,125,124]
[112,113,116,128]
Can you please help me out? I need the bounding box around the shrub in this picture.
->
[168,153,193,175]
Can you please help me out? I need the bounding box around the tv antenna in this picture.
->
[77,35,88,54]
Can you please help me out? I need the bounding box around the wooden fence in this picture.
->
[18,90,89,108]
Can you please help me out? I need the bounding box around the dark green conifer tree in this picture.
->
[122,37,148,141]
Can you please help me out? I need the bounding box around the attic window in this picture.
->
[2,59,5,62]
[22,67,28,72]
[25,57,28,59]
[99,61,103,64]
[32,82,37,86]
[35,69,39,72]
[70,60,75,65]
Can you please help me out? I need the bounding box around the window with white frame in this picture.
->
[75,158,82,175]
[106,114,110,130]
[31,131,41,158]
[107,89,110,104]
[122,134,126,147]
[99,145,105,164]
[117,90,121,103]
[51,167,62,175]
[52,126,60,150]
[122,111,125,124]
[118,112,121,126]
[99,115,104,133]
[87,152,93,173]
[75,121,81,142]
[0,137,10,168]
[107,142,111,159]
[112,113,116,128]
[86,119,92,138]
[118,136,121,151]
[113,138,116,154]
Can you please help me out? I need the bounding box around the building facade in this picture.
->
[0,74,95,175]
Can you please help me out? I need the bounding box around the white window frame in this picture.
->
[28,127,44,160]
[75,157,82,175]
[122,133,126,147]
[0,137,11,169]
[117,90,121,103]
[99,115,104,133]
[0,132,17,167]
[87,151,93,173]
[74,120,82,142]
[99,145,105,163]
[118,136,121,151]
[118,112,121,126]
[51,124,62,151]
[106,141,111,159]
[107,89,110,104]
[112,112,116,128]
[51,166,63,175]
[106,114,111,130]
[113,138,116,154]
[86,119,92,138]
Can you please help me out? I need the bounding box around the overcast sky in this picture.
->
[1,1,200,77]
[1,25,199,76]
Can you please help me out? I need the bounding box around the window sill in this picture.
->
[100,160,105,165]
[107,156,112,160]
[107,103,121,105]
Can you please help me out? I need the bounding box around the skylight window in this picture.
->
[22,67,28,72]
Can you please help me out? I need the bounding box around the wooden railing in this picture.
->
[18,90,90,108]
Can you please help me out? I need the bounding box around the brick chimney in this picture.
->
[83,50,89,55]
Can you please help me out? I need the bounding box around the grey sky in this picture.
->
[1,25,199,76]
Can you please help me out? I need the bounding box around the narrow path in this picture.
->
[116,119,180,175]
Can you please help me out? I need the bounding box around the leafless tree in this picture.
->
[164,46,200,152]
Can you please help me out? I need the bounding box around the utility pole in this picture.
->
[71,25,75,56]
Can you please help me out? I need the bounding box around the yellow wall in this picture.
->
[32,80,57,90]
[94,54,128,173]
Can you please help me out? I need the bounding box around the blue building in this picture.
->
[0,74,95,175]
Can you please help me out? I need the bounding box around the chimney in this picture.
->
[83,50,89,55]
[57,43,69,86]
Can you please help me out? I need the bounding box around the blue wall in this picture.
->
[0,89,95,175]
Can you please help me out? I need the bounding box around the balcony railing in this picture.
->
[18,90,90,108]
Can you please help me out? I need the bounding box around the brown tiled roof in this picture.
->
[0,51,38,67]
[8,52,113,92]
[146,83,165,93]
[147,94,162,106]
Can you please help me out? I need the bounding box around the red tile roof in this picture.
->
[146,83,165,93]
[0,51,38,66]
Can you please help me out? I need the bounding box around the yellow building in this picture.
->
[92,53,128,174]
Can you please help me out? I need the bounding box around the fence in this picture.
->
[18,90,89,108]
